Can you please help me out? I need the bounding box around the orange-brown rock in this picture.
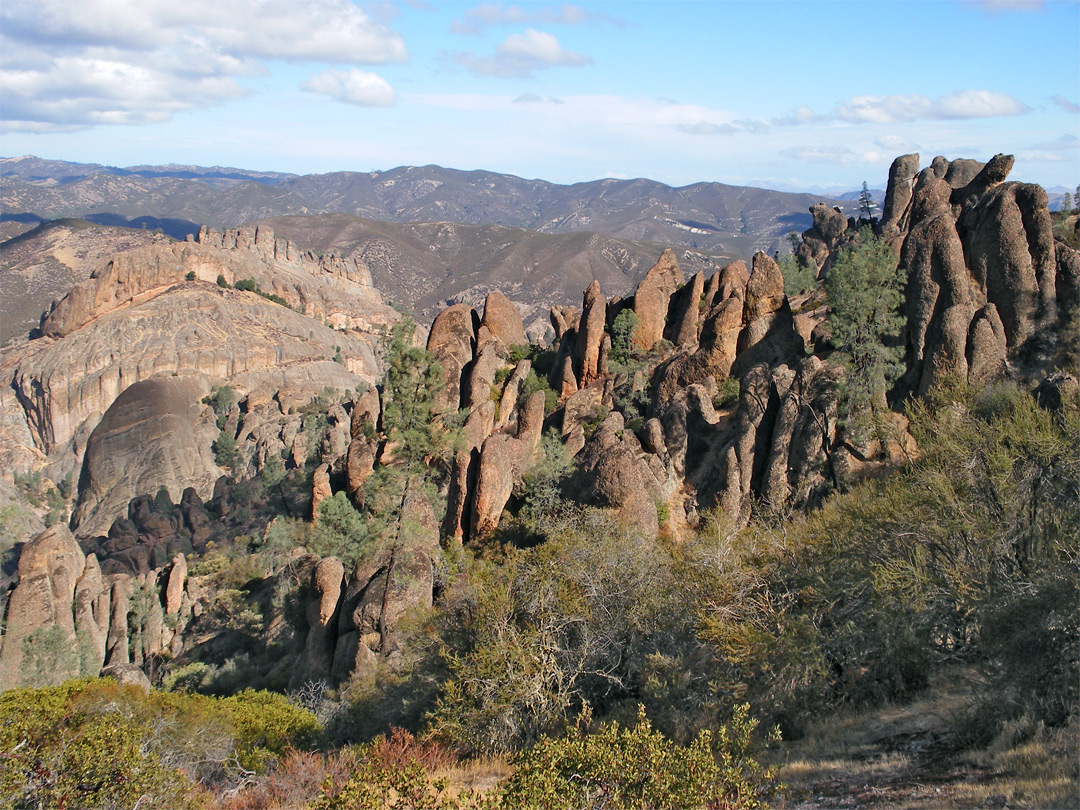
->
[73,553,110,671]
[426,303,477,412]
[901,170,974,395]
[881,153,920,237]
[469,391,546,542]
[290,555,344,688]
[575,280,607,384]
[0,524,87,689]
[572,414,658,538]
[70,376,220,539]
[444,401,496,542]
[670,271,705,348]
[164,553,187,616]
[312,464,333,519]
[716,260,749,304]
[480,290,527,347]
[633,249,684,350]
[967,304,1008,388]
[333,489,440,680]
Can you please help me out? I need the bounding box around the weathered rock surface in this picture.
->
[1,226,397,544]
[881,153,920,238]
[426,303,477,412]
[576,281,607,385]
[0,524,86,689]
[70,377,220,539]
[633,249,684,350]
[479,290,527,348]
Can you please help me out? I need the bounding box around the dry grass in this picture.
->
[948,717,1080,809]
[434,754,514,797]
[773,669,1079,809]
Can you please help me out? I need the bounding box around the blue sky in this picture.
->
[2,0,1078,192]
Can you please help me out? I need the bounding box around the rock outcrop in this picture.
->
[1,225,398,546]
[633,249,684,350]
[0,525,86,689]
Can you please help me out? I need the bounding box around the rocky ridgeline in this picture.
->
[0,224,398,537]
[1,153,1077,694]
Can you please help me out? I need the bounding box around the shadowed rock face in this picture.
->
[426,303,477,412]
[72,377,220,539]
[891,153,1074,394]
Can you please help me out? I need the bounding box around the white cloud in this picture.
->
[1019,133,1080,162]
[772,105,828,126]
[677,121,737,136]
[0,0,406,131]
[836,90,1029,123]
[452,29,591,78]
[932,89,1030,118]
[962,0,1045,14]
[451,3,626,35]
[1052,95,1080,114]
[302,69,396,107]
[875,135,921,152]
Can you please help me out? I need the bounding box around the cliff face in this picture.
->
[0,225,398,537]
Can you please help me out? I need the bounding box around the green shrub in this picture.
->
[520,368,558,415]
[697,380,1079,737]
[428,510,718,754]
[777,253,817,298]
[609,309,640,369]
[213,429,240,470]
[502,704,780,810]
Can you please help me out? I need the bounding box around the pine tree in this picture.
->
[824,227,905,434]
[858,181,876,221]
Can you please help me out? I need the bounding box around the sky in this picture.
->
[1,0,1078,193]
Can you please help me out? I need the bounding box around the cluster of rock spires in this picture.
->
[1,153,1076,693]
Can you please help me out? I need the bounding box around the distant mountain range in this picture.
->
[1,156,862,255]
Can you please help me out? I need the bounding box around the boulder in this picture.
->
[955,175,1056,347]
[70,376,220,541]
[333,490,439,680]
[670,271,705,348]
[480,290,527,348]
[101,662,152,693]
[573,417,659,539]
[806,203,848,252]
[290,555,344,688]
[444,401,496,542]
[464,340,504,410]
[900,171,975,395]
[759,357,842,510]
[495,360,532,433]
[73,554,110,673]
[966,304,1008,388]
[311,463,332,519]
[164,553,187,616]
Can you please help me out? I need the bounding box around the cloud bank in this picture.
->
[0,0,405,131]
[452,29,592,78]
